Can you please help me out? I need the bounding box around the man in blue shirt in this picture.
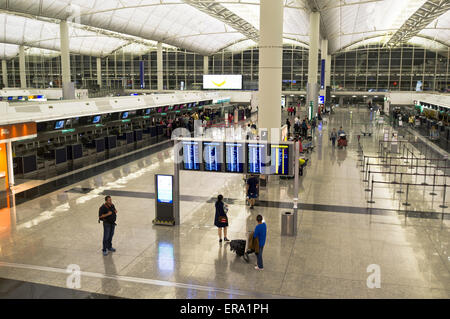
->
[253,214,267,271]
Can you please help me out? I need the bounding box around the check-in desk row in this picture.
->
[13,125,167,176]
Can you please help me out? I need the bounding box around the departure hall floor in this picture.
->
[0,107,449,299]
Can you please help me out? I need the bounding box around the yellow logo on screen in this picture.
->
[211,80,226,87]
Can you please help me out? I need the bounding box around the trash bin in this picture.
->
[281,211,297,236]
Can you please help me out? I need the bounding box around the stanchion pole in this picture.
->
[402,184,411,206]
[365,171,372,192]
[422,165,428,185]
[396,173,404,194]
[430,173,437,196]
[393,165,398,184]
[439,184,448,209]
[367,180,375,203]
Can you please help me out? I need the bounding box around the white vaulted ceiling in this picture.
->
[0,0,447,59]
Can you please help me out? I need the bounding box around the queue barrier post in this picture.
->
[439,184,448,209]
[367,179,375,204]
[365,171,372,192]
[402,183,411,206]
[430,174,437,196]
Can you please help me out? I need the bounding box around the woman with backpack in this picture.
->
[214,194,229,243]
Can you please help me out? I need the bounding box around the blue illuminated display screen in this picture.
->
[54,120,65,129]
[318,95,325,104]
[92,115,101,124]
[182,141,200,170]
[203,142,222,172]
[270,145,290,175]
[156,175,173,204]
[225,142,244,173]
[247,143,268,174]
[122,112,129,119]
[145,108,151,115]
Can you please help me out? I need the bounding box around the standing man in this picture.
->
[254,215,267,271]
[99,196,117,256]
[330,128,337,147]
[246,175,259,209]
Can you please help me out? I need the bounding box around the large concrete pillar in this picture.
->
[203,56,209,75]
[258,0,283,142]
[96,57,102,88]
[60,20,75,99]
[157,42,163,91]
[319,39,328,100]
[19,46,26,88]
[307,12,320,120]
[2,60,7,88]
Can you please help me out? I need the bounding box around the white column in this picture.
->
[19,46,26,88]
[96,57,102,88]
[258,0,283,142]
[60,20,74,99]
[157,42,163,91]
[307,12,320,120]
[319,39,328,100]
[2,60,7,87]
[203,56,209,75]
[6,142,14,187]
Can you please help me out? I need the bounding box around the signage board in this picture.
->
[203,75,242,89]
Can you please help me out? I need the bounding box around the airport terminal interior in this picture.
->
[0,0,449,299]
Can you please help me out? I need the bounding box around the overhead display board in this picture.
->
[203,75,242,89]
[225,142,245,173]
[181,140,201,170]
[270,144,291,175]
[178,139,293,176]
[247,143,269,174]
[203,141,223,172]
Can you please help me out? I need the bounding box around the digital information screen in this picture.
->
[225,142,244,173]
[182,141,200,170]
[270,144,290,175]
[156,174,173,204]
[247,143,268,174]
[203,142,222,172]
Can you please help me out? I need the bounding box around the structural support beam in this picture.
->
[203,56,209,75]
[2,60,7,88]
[96,57,102,88]
[19,46,26,89]
[258,0,283,142]
[60,20,75,99]
[307,11,320,120]
[386,0,450,47]
[157,42,163,91]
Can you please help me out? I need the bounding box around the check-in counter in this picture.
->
[118,131,133,144]
[66,144,83,160]
[14,154,37,174]
[95,137,105,153]
[53,147,67,165]
[134,129,143,142]
[105,135,117,149]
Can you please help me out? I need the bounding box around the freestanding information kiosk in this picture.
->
[153,174,176,225]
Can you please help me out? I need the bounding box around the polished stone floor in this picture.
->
[0,107,449,299]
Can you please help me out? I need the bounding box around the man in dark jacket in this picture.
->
[99,196,117,256]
